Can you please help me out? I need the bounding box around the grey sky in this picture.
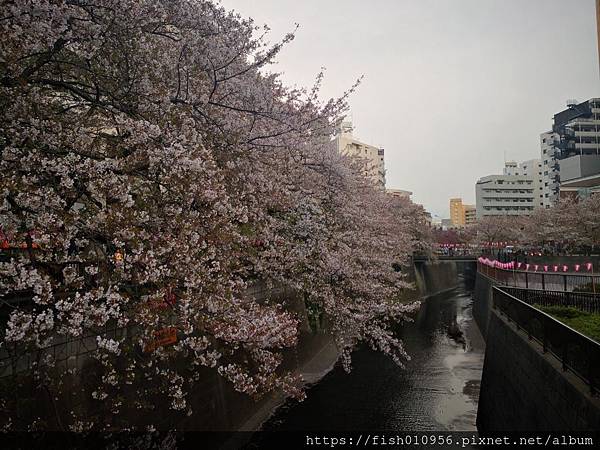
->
[219,0,599,218]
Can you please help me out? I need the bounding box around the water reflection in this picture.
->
[260,283,485,432]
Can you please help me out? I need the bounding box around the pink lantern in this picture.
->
[575,264,580,272]
[586,263,593,272]
[534,265,539,271]
[562,265,568,272]
[517,262,522,269]
[526,264,530,271]
[544,265,548,272]
[553,265,558,272]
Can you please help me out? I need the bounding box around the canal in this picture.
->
[258,279,485,433]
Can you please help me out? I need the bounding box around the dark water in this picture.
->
[260,282,485,432]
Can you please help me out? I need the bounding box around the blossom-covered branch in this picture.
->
[0,0,425,430]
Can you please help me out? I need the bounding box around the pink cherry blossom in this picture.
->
[0,0,427,430]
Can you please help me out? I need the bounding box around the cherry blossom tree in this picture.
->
[519,195,600,253]
[0,0,425,430]
[472,215,522,246]
[565,195,600,251]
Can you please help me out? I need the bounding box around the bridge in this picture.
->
[413,255,478,263]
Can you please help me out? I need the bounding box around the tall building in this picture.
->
[540,99,600,207]
[449,198,476,227]
[476,162,537,218]
[503,158,544,210]
[464,204,477,226]
[334,121,386,189]
[449,198,465,227]
[540,131,561,208]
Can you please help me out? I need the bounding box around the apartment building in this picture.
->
[334,121,386,189]
[504,159,544,209]
[476,162,537,218]
[449,198,465,227]
[464,204,477,226]
[449,198,476,227]
[540,99,600,207]
[386,189,412,201]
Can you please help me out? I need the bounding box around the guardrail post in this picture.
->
[589,353,595,395]
[542,273,545,291]
[525,272,528,289]
[563,276,567,293]
[543,316,548,353]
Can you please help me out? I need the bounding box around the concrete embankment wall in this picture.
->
[409,259,462,300]
[4,260,462,435]
[474,273,600,432]
[473,272,494,337]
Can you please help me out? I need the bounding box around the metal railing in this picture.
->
[493,286,600,395]
[0,323,130,378]
[478,262,599,293]
[502,286,600,315]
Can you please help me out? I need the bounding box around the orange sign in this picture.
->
[144,327,177,353]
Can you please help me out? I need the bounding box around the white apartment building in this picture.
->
[503,159,544,210]
[386,188,412,200]
[540,131,561,208]
[334,121,386,189]
[475,162,537,218]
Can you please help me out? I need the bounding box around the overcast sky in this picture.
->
[219,0,599,218]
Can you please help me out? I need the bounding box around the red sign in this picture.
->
[144,327,177,353]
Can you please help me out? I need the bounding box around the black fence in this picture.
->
[493,287,600,395]
[502,286,600,315]
[479,262,599,293]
